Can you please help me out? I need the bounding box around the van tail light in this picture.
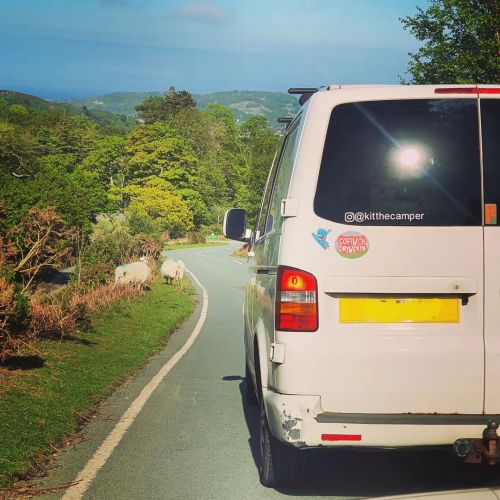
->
[276,266,318,332]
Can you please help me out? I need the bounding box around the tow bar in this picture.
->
[454,421,500,465]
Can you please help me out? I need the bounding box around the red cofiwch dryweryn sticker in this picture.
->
[335,231,369,259]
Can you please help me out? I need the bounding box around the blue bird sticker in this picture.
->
[312,228,331,249]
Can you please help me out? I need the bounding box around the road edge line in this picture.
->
[62,269,208,500]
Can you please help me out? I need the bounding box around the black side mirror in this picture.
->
[223,208,248,241]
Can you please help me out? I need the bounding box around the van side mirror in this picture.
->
[223,208,248,241]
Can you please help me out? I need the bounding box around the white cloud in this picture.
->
[170,0,230,23]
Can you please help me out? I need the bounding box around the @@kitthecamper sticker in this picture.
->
[335,231,369,259]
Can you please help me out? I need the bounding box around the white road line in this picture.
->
[197,251,244,266]
[62,269,208,500]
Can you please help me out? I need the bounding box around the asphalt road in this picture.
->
[34,243,500,499]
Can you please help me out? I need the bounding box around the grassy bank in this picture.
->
[0,279,194,488]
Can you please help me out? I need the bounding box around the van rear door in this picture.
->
[312,95,484,414]
[481,92,500,414]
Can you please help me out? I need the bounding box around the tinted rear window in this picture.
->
[314,99,481,226]
[482,99,500,222]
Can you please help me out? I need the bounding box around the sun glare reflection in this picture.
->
[391,144,430,177]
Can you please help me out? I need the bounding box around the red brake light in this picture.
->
[434,87,477,94]
[435,87,500,95]
[276,266,318,332]
[477,88,500,94]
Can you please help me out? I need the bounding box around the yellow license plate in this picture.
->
[339,298,460,323]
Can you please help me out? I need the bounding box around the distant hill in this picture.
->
[0,90,137,134]
[0,90,60,112]
[194,91,299,124]
[63,90,300,124]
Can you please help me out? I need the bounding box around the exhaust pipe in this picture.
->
[453,438,472,458]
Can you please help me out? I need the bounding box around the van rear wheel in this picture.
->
[259,401,305,488]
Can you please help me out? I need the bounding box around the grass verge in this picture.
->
[0,278,194,488]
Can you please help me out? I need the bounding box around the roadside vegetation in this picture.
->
[0,85,278,358]
[0,278,193,489]
[0,86,278,487]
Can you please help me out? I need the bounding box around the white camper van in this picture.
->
[223,85,500,487]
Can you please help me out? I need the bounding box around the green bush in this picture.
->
[187,231,206,244]
[126,209,161,236]
[77,215,134,287]
[75,260,115,288]
[77,212,164,287]
[201,223,223,238]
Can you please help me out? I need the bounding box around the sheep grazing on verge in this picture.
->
[114,260,151,288]
[160,258,185,284]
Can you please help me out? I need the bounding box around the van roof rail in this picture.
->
[288,87,319,106]
[288,87,319,95]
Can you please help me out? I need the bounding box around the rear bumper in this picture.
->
[263,390,498,449]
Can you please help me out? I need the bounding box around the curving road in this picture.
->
[35,243,500,499]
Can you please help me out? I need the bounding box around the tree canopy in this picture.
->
[401,0,500,84]
[0,87,280,237]
[135,86,197,124]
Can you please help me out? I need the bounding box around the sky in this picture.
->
[0,0,428,99]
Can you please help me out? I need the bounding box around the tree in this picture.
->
[32,112,98,160]
[7,104,30,125]
[123,181,194,235]
[1,161,109,230]
[401,0,500,84]
[10,207,77,291]
[239,116,279,221]
[125,122,198,189]
[176,188,208,227]
[135,87,196,124]
[162,107,234,221]
[204,103,246,201]
[81,135,127,188]
[0,122,39,178]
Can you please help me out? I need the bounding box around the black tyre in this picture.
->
[245,362,258,405]
[259,401,305,488]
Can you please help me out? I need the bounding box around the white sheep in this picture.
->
[114,260,151,287]
[160,258,185,284]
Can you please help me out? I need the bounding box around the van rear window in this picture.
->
[314,99,482,226]
[482,99,500,217]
